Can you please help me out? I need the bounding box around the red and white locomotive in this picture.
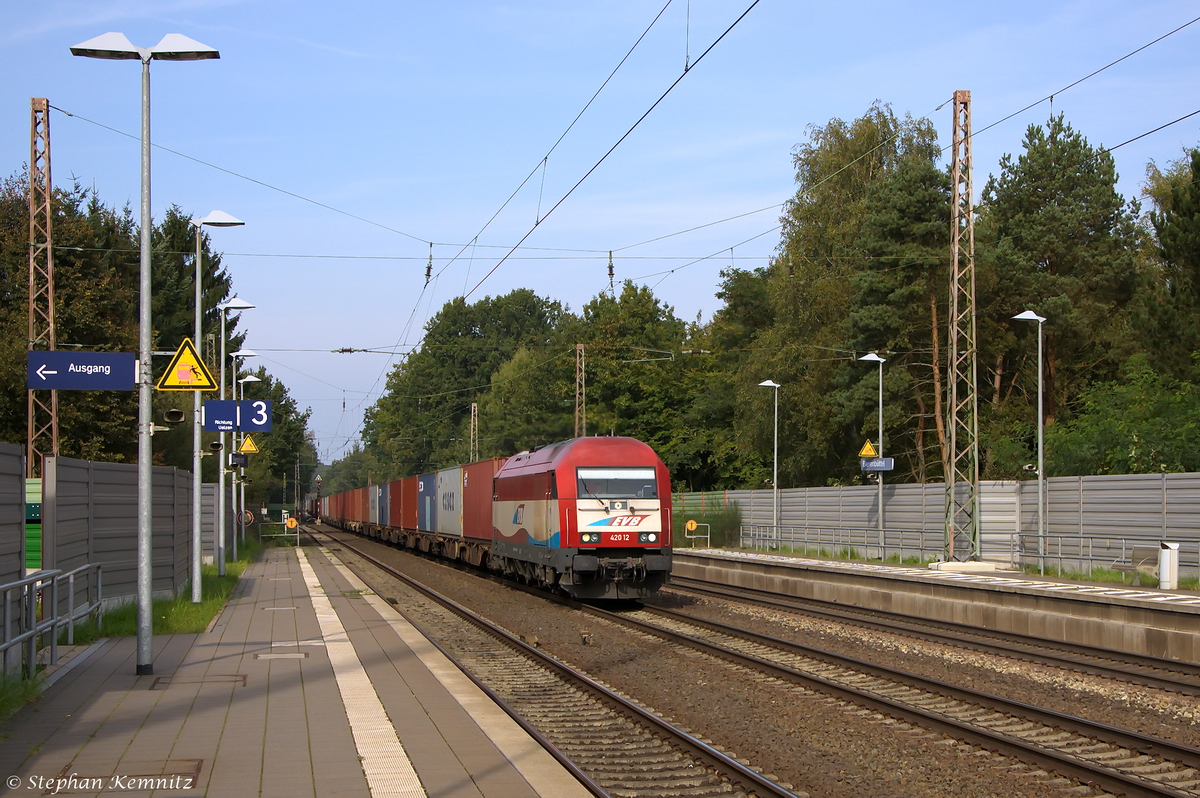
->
[320,436,672,599]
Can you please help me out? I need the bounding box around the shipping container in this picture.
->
[356,486,369,523]
[417,473,437,532]
[436,467,463,537]
[377,484,389,526]
[401,476,418,530]
[369,486,379,525]
[463,458,505,541]
[388,480,404,528]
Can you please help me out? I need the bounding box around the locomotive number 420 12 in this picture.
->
[607,532,633,542]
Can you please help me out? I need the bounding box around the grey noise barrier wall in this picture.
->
[41,455,212,606]
[0,444,26,667]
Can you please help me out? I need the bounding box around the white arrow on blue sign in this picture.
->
[27,351,136,390]
[203,400,273,432]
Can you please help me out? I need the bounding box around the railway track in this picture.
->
[306,529,800,798]
[581,602,1200,798]
[667,575,1200,696]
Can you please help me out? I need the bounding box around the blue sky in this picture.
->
[4,1,1199,462]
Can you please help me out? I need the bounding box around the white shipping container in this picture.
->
[436,467,463,538]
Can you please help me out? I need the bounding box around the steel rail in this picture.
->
[668,574,1200,694]
[584,602,1200,798]
[307,527,800,798]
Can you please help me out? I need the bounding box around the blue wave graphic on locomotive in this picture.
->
[585,516,650,526]
[511,504,559,548]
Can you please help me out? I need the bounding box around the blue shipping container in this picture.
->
[376,484,389,527]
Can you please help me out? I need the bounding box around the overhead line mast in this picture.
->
[945,89,980,560]
[28,97,58,478]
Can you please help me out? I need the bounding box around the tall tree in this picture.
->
[1139,148,1200,379]
[842,136,950,482]
[0,175,140,461]
[363,289,565,476]
[239,366,318,507]
[979,114,1141,444]
[742,104,942,487]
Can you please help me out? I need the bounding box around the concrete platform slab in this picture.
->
[0,545,592,798]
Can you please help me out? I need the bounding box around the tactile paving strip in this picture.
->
[297,550,426,797]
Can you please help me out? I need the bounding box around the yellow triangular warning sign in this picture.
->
[239,435,259,454]
[156,338,218,391]
[858,440,879,457]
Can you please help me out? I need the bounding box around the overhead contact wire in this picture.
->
[465,0,764,299]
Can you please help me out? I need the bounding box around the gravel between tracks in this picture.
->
[319,536,1191,798]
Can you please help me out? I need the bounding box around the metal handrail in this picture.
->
[1,563,102,677]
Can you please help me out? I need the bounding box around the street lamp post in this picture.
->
[236,372,261,555]
[217,298,253,576]
[1013,310,1047,574]
[189,212,243,603]
[72,31,219,676]
[757,380,780,545]
[858,353,886,553]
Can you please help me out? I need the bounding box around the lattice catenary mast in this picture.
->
[945,89,980,560]
[575,344,586,438]
[28,97,58,478]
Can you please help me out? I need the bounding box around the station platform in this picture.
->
[673,548,1200,664]
[0,543,591,798]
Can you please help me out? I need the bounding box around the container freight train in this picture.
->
[320,436,672,599]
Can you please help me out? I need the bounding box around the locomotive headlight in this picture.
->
[639,532,657,543]
[581,532,600,544]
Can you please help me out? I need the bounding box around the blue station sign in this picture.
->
[860,457,895,472]
[27,351,136,391]
[203,400,273,432]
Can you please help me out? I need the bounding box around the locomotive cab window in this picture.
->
[577,468,657,499]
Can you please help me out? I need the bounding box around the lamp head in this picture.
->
[220,297,255,312]
[71,33,219,61]
[70,32,141,60]
[239,375,262,384]
[858,353,886,363]
[1012,310,1045,323]
[148,34,220,61]
[192,210,245,228]
[757,379,780,388]
[232,349,258,359]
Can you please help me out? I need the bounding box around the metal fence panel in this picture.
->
[44,456,191,602]
[0,444,24,587]
[0,443,25,672]
[679,472,1200,575]
[200,483,234,562]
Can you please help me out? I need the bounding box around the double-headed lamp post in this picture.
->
[237,372,261,554]
[858,353,886,549]
[1013,310,1047,574]
[71,31,219,676]
[757,380,781,543]
[189,212,243,604]
[217,299,254,576]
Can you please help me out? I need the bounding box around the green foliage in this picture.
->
[1046,355,1200,475]
[1139,149,1200,379]
[362,289,565,478]
[671,500,742,547]
[0,174,294,476]
[71,551,255,642]
[979,115,1141,441]
[0,669,42,723]
[0,176,139,460]
[238,368,318,507]
[317,113,1200,496]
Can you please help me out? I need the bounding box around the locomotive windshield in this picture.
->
[577,467,657,499]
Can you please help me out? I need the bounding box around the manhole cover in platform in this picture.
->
[42,759,202,794]
[149,674,246,690]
